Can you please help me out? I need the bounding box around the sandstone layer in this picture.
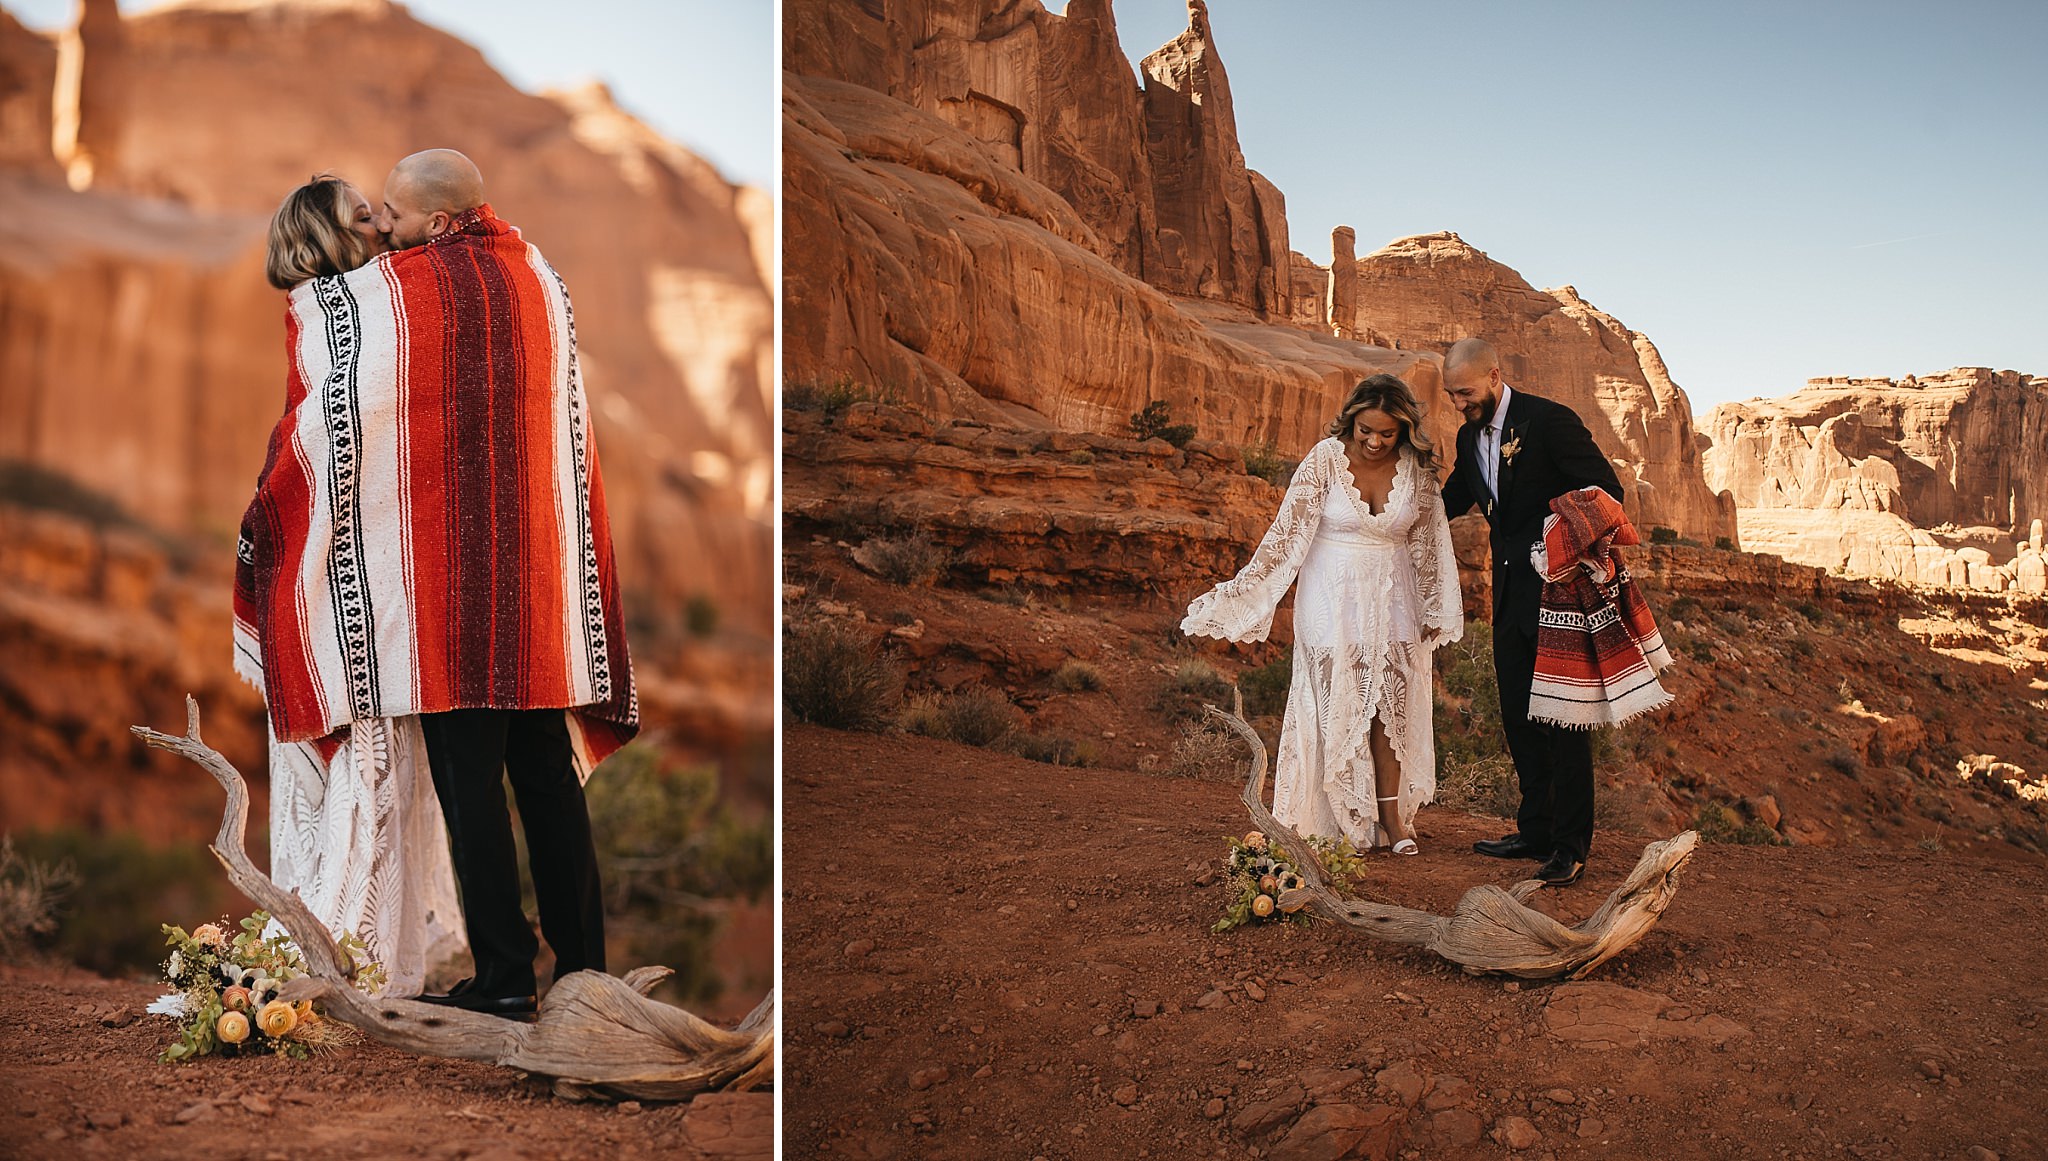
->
[0,0,772,633]
[1703,368,2048,590]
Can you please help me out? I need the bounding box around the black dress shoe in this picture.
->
[1474,834,1545,860]
[1535,850,1585,887]
[417,977,537,1018]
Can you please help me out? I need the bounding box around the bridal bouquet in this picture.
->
[1212,830,1364,932]
[148,911,383,1062]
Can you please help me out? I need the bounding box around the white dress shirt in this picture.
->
[1477,383,1514,497]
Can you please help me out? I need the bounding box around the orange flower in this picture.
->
[256,1000,298,1038]
[221,986,252,1012]
[216,1010,250,1045]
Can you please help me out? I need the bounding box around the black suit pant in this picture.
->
[1493,623,1595,861]
[419,707,606,996]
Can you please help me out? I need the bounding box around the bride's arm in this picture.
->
[1409,458,1466,646]
[1181,441,1332,643]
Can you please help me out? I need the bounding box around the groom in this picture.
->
[379,149,637,1014]
[1440,338,1620,887]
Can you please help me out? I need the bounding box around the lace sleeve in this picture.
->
[1408,456,1466,646]
[1181,441,1333,642]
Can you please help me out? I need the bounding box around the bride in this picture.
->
[1183,374,1463,853]
[234,175,466,995]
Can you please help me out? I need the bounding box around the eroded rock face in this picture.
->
[1703,369,2048,588]
[783,73,1438,449]
[0,0,772,631]
[1351,232,1737,544]
[0,8,61,176]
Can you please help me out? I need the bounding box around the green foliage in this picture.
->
[1649,526,1680,544]
[1687,638,1716,664]
[784,377,892,416]
[1824,748,1863,777]
[1165,718,1242,780]
[1212,833,1364,933]
[1714,536,1736,552]
[1129,400,1197,448]
[1796,601,1826,624]
[10,828,231,977]
[1434,621,1503,764]
[579,745,773,1005]
[900,686,1017,747]
[1050,660,1104,693]
[1155,658,1235,724]
[1664,595,1703,623]
[1692,801,1782,845]
[1066,449,1096,465]
[0,459,140,530]
[782,619,902,731]
[685,593,720,638]
[1241,442,1296,488]
[1239,657,1292,719]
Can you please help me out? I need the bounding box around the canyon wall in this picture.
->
[1702,368,2048,590]
[0,0,773,632]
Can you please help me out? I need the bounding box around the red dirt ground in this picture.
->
[0,965,770,1160]
[782,724,2048,1161]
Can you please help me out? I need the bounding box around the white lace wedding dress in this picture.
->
[1182,439,1463,848]
[267,717,468,997]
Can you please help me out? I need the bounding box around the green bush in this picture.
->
[1129,400,1196,448]
[1006,732,1098,767]
[1692,801,1781,845]
[1240,656,1292,719]
[1241,443,1296,488]
[1435,753,1520,819]
[9,828,232,977]
[784,377,890,416]
[0,835,76,961]
[1713,536,1736,552]
[1649,526,1680,544]
[0,459,139,530]
[685,593,720,638]
[1157,659,1235,722]
[855,532,951,587]
[783,620,902,731]
[1165,719,1242,780]
[1434,621,1503,765]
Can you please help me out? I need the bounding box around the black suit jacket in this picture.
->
[1441,388,1623,637]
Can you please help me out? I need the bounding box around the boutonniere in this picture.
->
[1500,432,1523,466]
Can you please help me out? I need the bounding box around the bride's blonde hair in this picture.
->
[265,175,374,289]
[1327,374,1439,472]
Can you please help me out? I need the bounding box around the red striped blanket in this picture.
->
[232,205,637,775]
[1526,487,1673,728]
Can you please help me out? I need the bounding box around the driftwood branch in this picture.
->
[133,696,773,1100]
[1207,696,1697,980]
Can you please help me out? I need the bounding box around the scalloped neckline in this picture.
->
[1336,441,1411,519]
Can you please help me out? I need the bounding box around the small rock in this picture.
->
[1235,1059,1256,1072]
[1113,1083,1139,1107]
[84,1109,127,1130]
[1791,1092,1815,1111]
[909,1067,949,1091]
[973,1065,993,1079]
[237,1094,273,1115]
[1196,990,1227,1010]
[1376,1059,1426,1107]
[1503,981,1520,993]
[172,1102,214,1125]
[814,1020,850,1039]
[1542,1088,1576,1105]
[1132,999,1159,1019]
[1966,1147,2000,1161]
[1919,1059,1944,1080]
[617,1101,642,1116]
[1203,1098,1226,1119]
[1664,1006,1694,1021]
[1576,1117,1605,1138]
[844,938,876,960]
[1495,1115,1542,1150]
[1245,982,1268,1002]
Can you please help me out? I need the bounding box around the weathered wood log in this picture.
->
[1206,697,1697,980]
[133,696,773,1100]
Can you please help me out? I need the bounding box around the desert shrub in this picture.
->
[1785,637,1815,659]
[1434,621,1503,765]
[1664,595,1703,623]
[1242,443,1296,488]
[1714,536,1736,552]
[900,686,1016,747]
[9,829,230,976]
[1824,748,1863,777]
[577,745,772,1005]
[1687,639,1716,664]
[1165,719,1243,780]
[1435,753,1520,819]
[1067,449,1096,465]
[984,584,1038,609]
[1692,801,1781,845]
[1157,659,1236,722]
[1649,526,1680,544]
[0,835,76,961]
[785,377,889,416]
[1006,732,1098,767]
[783,620,902,731]
[685,593,720,638]
[1129,400,1196,448]
[1050,660,1104,693]
[1240,656,1293,719]
[0,459,139,529]
[854,533,951,587]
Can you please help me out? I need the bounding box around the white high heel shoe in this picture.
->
[1378,796,1418,855]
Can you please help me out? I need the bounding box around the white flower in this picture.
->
[166,950,184,978]
[147,992,191,1019]
[218,962,241,985]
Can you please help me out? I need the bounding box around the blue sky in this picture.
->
[1069,0,2046,406]
[7,0,773,188]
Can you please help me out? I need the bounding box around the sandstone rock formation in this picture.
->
[1703,368,2048,590]
[1345,232,1738,544]
[0,0,772,632]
